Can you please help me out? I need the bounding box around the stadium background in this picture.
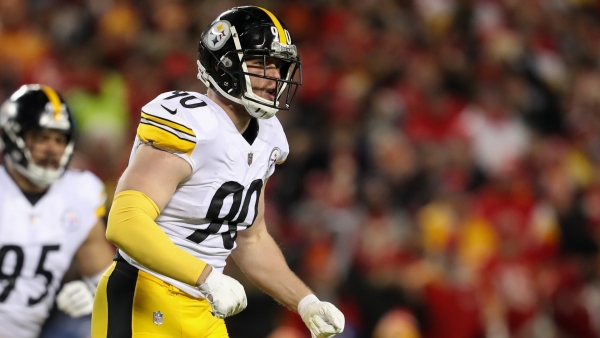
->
[2,0,600,337]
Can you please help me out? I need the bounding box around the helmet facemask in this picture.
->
[238,47,302,119]
[5,130,75,188]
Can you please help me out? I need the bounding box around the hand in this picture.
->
[197,267,247,319]
[56,280,95,317]
[299,296,345,338]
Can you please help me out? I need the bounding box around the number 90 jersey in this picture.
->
[119,91,289,297]
[0,167,105,338]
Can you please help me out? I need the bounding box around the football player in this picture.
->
[0,84,115,337]
[92,6,345,338]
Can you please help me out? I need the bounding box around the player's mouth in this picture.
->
[265,88,277,101]
[36,158,60,169]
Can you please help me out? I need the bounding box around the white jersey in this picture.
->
[0,167,105,338]
[119,91,288,298]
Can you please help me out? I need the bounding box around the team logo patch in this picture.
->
[264,147,281,179]
[204,20,231,51]
[61,211,80,232]
[153,311,163,325]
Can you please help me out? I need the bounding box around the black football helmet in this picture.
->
[197,6,302,119]
[0,84,76,187]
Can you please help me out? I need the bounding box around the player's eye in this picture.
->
[245,58,263,66]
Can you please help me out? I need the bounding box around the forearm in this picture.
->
[232,231,312,311]
[76,220,114,278]
[106,190,207,286]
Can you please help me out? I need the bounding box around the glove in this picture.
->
[56,280,95,317]
[299,295,345,338]
[197,267,247,319]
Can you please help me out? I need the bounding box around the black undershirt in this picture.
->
[22,190,47,206]
[242,118,259,145]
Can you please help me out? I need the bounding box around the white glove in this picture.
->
[56,280,95,317]
[197,267,247,319]
[299,295,345,338]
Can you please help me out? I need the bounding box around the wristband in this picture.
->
[298,294,319,315]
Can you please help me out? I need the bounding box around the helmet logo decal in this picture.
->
[270,26,292,45]
[204,20,231,51]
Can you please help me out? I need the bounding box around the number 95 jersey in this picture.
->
[0,167,105,338]
[119,91,289,297]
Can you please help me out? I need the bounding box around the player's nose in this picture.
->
[44,138,65,157]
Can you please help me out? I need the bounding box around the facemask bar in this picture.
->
[238,53,301,111]
[13,141,75,187]
[3,125,75,187]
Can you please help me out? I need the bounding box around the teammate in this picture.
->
[92,6,345,338]
[0,84,115,337]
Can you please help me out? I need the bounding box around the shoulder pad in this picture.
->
[137,91,201,155]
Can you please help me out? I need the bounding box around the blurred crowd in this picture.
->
[3,0,600,337]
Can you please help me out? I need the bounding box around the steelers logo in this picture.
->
[264,147,281,179]
[204,20,232,51]
[61,210,80,232]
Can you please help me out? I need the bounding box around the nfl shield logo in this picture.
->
[153,311,163,325]
[247,152,253,165]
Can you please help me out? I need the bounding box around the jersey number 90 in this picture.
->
[186,179,263,249]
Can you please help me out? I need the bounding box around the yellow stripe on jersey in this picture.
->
[137,123,196,156]
[257,7,287,44]
[40,85,62,120]
[141,112,195,137]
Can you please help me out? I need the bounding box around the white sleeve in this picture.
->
[136,97,198,169]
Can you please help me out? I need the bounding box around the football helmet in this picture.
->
[0,84,76,187]
[197,6,302,119]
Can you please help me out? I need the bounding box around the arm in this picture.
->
[232,185,345,337]
[75,219,114,279]
[56,219,115,317]
[231,185,311,310]
[105,143,246,318]
[56,218,114,317]
[106,143,211,285]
